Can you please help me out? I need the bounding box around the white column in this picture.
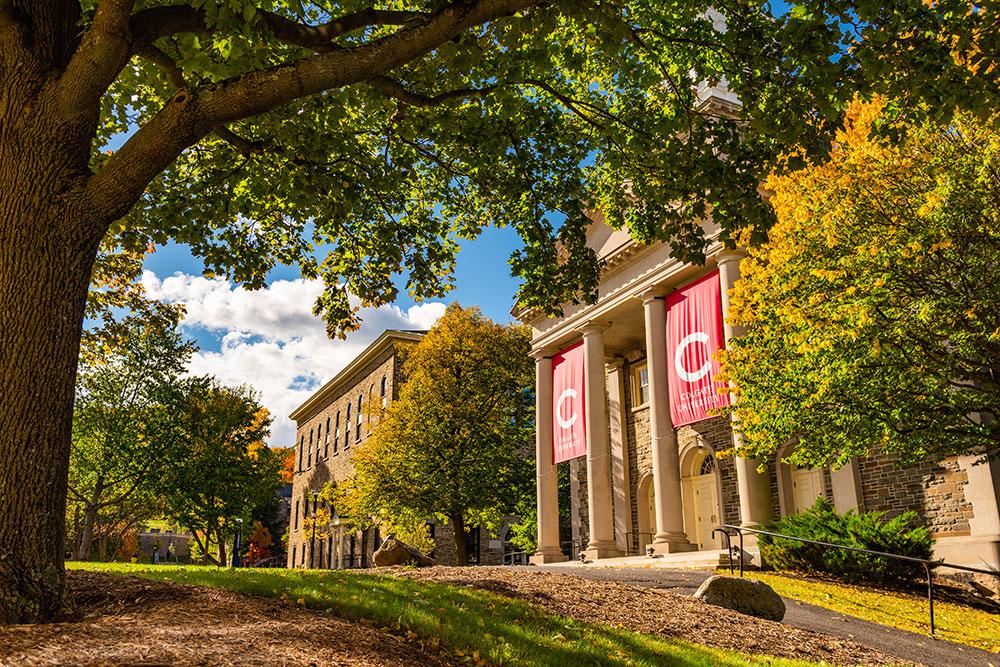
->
[581,325,621,559]
[530,352,567,564]
[642,291,695,553]
[717,249,772,530]
[606,357,631,554]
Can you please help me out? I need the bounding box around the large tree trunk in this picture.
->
[0,106,105,620]
[0,24,111,617]
[450,514,469,566]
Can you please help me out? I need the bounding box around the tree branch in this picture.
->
[87,0,537,222]
[369,76,499,108]
[57,0,135,113]
[129,4,431,51]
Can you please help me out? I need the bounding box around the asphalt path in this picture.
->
[510,566,999,667]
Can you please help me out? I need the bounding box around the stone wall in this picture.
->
[857,452,973,537]
[623,357,651,554]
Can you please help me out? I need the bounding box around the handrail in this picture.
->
[716,524,1000,637]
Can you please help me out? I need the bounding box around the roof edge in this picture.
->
[288,329,424,423]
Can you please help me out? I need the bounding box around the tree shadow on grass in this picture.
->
[282,571,757,667]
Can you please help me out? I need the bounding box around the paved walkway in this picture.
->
[517,566,998,667]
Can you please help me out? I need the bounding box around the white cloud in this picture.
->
[142,271,446,446]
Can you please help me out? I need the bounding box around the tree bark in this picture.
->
[216,532,227,567]
[450,514,469,566]
[0,75,105,619]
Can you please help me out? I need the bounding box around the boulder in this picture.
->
[693,575,786,621]
[372,536,437,567]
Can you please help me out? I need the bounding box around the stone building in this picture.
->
[286,329,509,568]
[519,219,1000,569]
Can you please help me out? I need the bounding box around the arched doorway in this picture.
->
[681,449,722,550]
[635,473,655,553]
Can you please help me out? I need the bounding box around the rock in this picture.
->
[694,575,786,621]
[372,536,437,567]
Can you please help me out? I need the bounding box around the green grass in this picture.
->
[70,562,821,666]
[740,571,1000,652]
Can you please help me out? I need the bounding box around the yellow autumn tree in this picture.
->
[340,304,534,564]
[721,99,1000,468]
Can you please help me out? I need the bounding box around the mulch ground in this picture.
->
[395,566,906,666]
[0,571,458,667]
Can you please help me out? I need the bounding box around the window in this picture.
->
[633,363,650,406]
[315,424,321,463]
[700,454,717,476]
[292,545,297,567]
[356,394,363,441]
[333,411,340,454]
[324,416,331,457]
[294,499,299,530]
[307,429,313,468]
[298,436,304,471]
[380,375,388,406]
[347,404,353,447]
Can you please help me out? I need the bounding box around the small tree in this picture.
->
[722,100,1000,468]
[157,381,280,565]
[343,304,534,564]
[68,309,192,560]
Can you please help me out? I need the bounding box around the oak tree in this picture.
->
[0,0,995,621]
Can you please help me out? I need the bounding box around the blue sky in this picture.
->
[141,222,523,446]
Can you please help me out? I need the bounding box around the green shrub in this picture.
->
[759,497,934,586]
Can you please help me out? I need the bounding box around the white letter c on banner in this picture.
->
[556,388,578,429]
[675,332,712,382]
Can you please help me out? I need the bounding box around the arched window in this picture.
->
[380,375,388,406]
[699,454,716,476]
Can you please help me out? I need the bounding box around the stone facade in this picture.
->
[525,217,1000,569]
[858,453,974,537]
[286,330,509,569]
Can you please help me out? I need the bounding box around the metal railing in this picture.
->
[713,524,1000,636]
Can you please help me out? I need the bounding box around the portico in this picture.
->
[523,220,772,562]
[522,219,1000,570]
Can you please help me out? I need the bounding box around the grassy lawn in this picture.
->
[742,571,1000,652]
[70,562,819,667]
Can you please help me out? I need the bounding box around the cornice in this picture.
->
[288,329,424,423]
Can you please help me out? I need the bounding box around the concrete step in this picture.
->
[538,548,755,570]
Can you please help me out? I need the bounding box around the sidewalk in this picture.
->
[524,566,999,667]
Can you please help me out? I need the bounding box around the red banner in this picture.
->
[666,270,730,427]
[552,341,586,463]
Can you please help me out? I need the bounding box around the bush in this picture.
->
[759,497,934,586]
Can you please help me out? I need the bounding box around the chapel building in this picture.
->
[518,218,1000,570]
